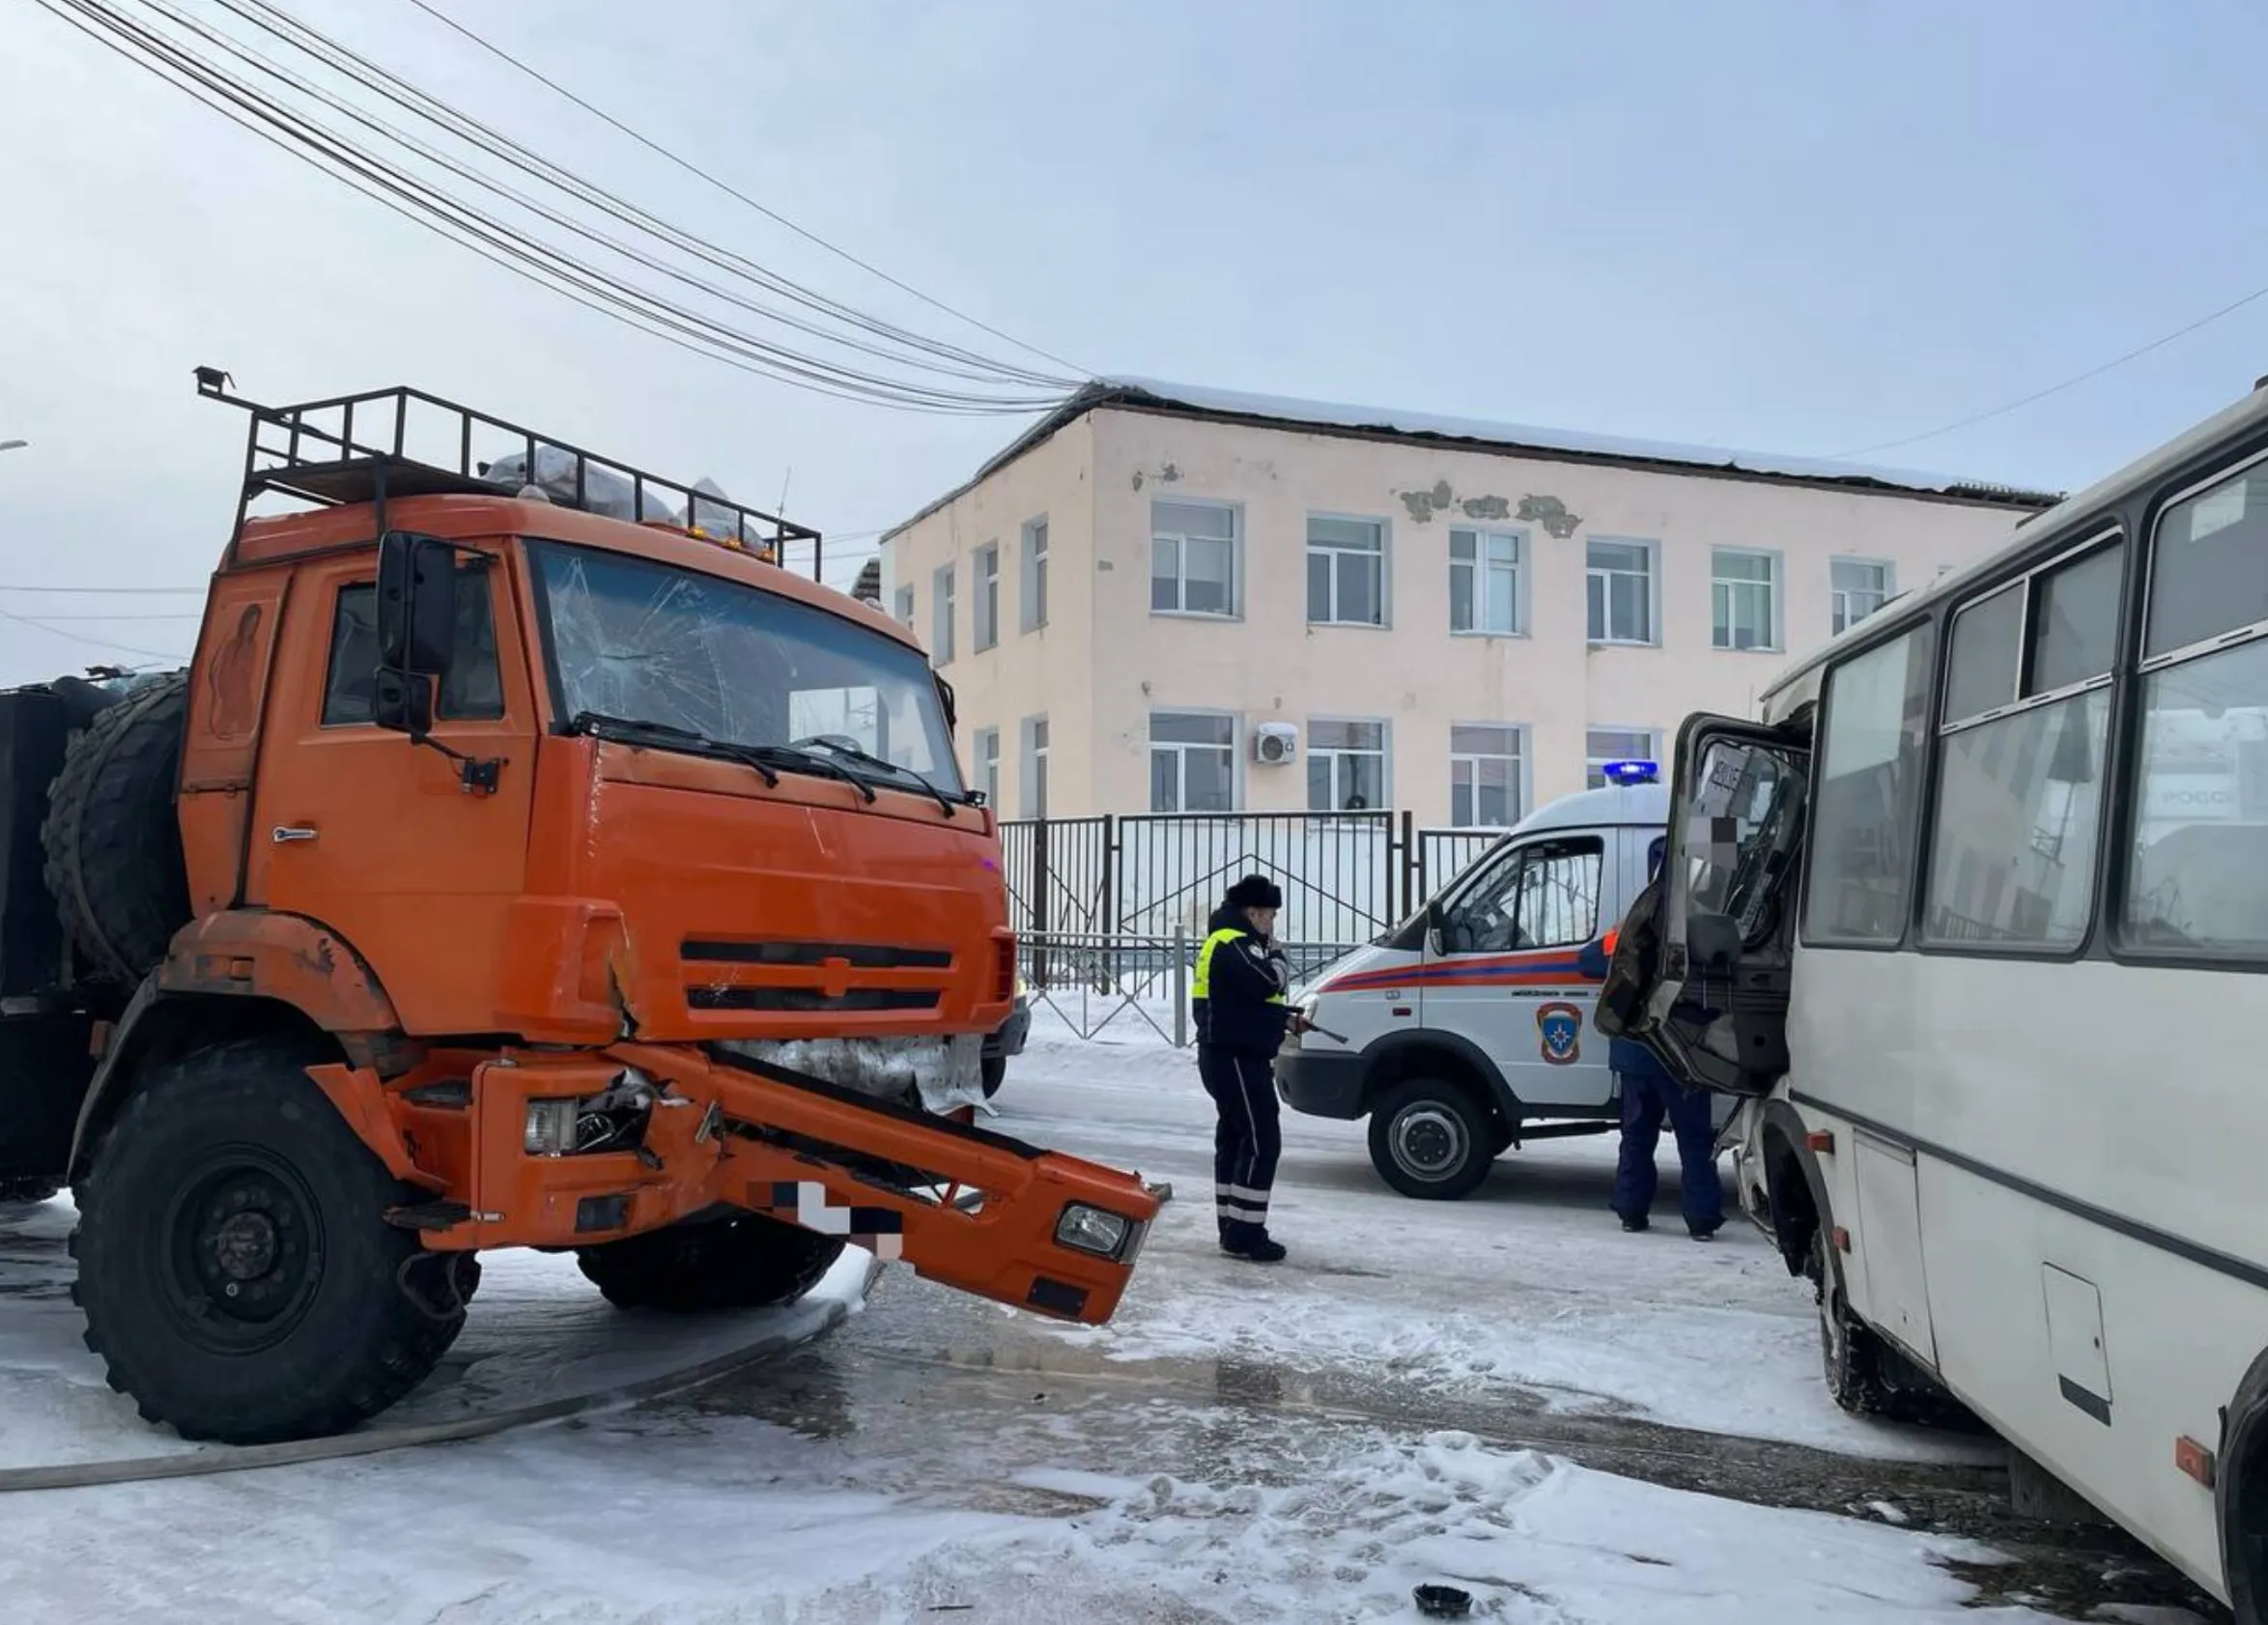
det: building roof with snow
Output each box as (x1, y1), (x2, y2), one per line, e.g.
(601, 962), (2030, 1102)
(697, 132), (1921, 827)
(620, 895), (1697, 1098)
(888, 377), (2063, 540)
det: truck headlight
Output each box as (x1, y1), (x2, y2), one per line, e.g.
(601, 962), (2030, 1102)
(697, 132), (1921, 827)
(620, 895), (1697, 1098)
(524, 1098), (579, 1156)
(1055, 1203), (1133, 1259)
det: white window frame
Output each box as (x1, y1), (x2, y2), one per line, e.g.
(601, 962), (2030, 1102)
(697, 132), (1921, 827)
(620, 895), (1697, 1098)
(1449, 527), (1524, 637)
(971, 725), (1001, 810)
(1586, 726), (1660, 790)
(1148, 709), (1240, 813)
(1711, 546), (1784, 652)
(1305, 715), (1391, 812)
(1449, 722), (1527, 829)
(973, 543), (1001, 652)
(1020, 516), (1049, 633)
(1831, 556), (1895, 636)
(1020, 715), (1050, 819)
(1306, 513), (1391, 629)
(1586, 537), (1658, 646)
(931, 563), (955, 665)
(892, 583), (914, 630)
(1150, 499), (1242, 619)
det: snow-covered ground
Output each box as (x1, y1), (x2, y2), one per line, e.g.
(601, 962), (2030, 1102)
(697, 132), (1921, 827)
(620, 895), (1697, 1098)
(0, 1012), (2212, 1621)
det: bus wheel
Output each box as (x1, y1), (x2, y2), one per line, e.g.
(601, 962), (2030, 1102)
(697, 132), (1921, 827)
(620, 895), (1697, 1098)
(70, 1037), (473, 1444)
(577, 1212), (845, 1312)
(1809, 1228), (1894, 1416)
(1368, 1078), (1495, 1200)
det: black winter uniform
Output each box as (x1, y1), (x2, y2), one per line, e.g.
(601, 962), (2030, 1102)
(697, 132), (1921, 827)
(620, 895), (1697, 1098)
(1193, 905), (1292, 1251)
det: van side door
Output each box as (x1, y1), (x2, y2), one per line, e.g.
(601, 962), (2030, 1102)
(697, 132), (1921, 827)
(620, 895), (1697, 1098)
(1427, 833), (1614, 1110)
(1606, 713), (1810, 1097)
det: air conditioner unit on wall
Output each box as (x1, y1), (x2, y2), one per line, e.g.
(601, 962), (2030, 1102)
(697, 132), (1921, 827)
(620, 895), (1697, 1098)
(1253, 722), (1298, 765)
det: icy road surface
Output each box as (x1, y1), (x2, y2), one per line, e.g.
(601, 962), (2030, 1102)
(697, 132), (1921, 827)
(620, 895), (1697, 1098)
(0, 1015), (2218, 1622)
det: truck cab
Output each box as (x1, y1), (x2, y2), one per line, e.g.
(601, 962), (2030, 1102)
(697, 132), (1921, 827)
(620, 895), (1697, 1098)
(1280, 764), (1735, 1199)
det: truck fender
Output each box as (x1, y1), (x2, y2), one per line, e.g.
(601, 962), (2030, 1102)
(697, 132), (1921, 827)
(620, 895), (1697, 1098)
(67, 911), (406, 1177)
(1358, 1028), (1521, 1124)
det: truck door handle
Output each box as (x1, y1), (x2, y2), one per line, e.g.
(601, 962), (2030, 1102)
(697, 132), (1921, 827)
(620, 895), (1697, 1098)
(271, 826), (319, 844)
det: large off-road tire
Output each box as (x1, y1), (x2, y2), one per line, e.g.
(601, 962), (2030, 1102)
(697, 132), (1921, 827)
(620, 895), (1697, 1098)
(980, 1055), (1007, 1098)
(577, 1212), (845, 1313)
(1368, 1077), (1498, 1200)
(70, 1036), (477, 1444)
(42, 670), (193, 986)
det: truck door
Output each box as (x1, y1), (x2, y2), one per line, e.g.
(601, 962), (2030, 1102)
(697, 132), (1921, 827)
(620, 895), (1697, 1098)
(1426, 832), (1614, 1109)
(245, 547), (539, 1035)
(1601, 713), (1810, 1098)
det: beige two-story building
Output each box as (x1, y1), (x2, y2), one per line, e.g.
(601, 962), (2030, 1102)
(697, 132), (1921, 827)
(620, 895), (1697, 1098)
(881, 380), (2057, 827)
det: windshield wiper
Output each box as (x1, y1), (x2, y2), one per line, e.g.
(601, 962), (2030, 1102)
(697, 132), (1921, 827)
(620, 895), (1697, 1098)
(568, 710), (780, 787)
(736, 742), (878, 803)
(791, 734), (960, 817)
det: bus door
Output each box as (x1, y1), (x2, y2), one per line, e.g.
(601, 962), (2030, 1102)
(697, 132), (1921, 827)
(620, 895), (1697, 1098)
(1605, 713), (1810, 1098)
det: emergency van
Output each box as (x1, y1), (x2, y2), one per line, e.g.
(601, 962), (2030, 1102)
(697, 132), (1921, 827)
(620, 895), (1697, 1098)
(1280, 765), (1734, 1199)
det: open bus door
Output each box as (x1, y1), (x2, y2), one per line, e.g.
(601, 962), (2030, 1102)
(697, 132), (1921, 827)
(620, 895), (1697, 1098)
(1596, 713), (1810, 1098)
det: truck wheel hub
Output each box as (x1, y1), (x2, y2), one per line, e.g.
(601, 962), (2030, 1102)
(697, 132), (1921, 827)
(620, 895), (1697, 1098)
(165, 1160), (322, 1343)
(212, 1210), (279, 1280)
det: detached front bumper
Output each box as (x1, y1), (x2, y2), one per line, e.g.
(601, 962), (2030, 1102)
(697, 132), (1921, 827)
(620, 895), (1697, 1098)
(390, 1041), (1157, 1326)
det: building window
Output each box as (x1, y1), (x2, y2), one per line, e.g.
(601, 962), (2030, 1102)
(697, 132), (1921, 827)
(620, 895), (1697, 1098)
(1307, 719), (1386, 811)
(973, 544), (1000, 651)
(892, 584), (914, 630)
(1151, 499), (1238, 617)
(1803, 624), (1933, 944)
(1450, 528), (1521, 636)
(1712, 549), (1781, 651)
(2127, 459), (2268, 952)
(972, 725), (1001, 809)
(1831, 558), (1892, 635)
(1021, 517), (1048, 632)
(1021, 715), (1049, 818)
(1586, 727), (1658, 789)
(1925, 538), (2123, 949)
(1149, 711), (1236, 812)
(1450, 724), (1523, 828)
(931, 563), (955, 664)
(1307, 516), (1387, 627)
(1586, 540), (1655, 644)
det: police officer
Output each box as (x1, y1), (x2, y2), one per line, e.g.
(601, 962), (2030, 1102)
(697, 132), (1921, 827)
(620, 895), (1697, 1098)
(1576, 923), (1723, 1240)
(1192, 873), (1306, 1263)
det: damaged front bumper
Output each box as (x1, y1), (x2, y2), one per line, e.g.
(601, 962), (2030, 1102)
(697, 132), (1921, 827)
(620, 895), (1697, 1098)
(379, 1038), (1157, 1326)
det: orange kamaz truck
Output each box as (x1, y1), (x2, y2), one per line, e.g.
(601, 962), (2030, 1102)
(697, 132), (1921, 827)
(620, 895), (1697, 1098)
(0, 375), (1155, 1444)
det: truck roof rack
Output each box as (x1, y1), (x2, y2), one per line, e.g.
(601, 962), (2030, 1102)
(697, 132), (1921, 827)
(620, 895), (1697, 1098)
(198, 370), (825, 580)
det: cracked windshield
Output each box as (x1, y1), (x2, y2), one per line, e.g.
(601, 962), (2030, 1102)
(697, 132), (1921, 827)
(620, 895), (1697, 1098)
(529, 540), (960, 794)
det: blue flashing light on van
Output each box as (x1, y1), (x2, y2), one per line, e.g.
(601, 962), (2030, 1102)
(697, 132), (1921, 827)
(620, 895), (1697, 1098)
(1601, 759), (1658, 786)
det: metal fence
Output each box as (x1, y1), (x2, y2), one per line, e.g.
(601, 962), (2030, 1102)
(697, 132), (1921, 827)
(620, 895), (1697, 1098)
(999, 812), (1509, 1043)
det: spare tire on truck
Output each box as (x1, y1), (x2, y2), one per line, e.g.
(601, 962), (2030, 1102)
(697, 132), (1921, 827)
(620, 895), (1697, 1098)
(42, 670), (193, 987)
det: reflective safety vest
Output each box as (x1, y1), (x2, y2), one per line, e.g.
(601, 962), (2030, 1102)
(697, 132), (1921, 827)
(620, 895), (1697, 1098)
(1192, 927), (1288, 1005)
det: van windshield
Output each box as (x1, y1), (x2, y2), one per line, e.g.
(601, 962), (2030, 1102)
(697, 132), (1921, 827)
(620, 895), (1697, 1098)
(527, 540), (962, 793)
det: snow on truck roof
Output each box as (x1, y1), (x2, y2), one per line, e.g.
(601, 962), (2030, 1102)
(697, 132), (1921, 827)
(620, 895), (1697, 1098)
(888, 379), (2061, 538)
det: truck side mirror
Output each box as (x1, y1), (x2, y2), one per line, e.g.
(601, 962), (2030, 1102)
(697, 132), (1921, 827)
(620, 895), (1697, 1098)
(372, 667), (435, 738)
(377, 530), (456, 678)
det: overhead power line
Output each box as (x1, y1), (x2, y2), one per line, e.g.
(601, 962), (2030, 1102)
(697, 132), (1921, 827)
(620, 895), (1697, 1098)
(33, 0), (1080, 415)
(398, 0), (1087, 379)
(1832, 277), (2268, 460)
(0, 605), (192, 662)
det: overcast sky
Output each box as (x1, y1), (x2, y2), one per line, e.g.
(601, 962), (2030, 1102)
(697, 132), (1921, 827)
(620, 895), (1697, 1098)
(3, 0), (2265, 683)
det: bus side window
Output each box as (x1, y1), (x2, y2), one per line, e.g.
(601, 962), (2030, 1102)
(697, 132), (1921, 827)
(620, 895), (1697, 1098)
(1804, 623), (1933, 945)
(2125, 458), (2268, 953)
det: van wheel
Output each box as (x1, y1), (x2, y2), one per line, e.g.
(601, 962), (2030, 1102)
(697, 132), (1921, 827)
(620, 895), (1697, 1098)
(577, 1212), (844, 1312)
(1368, 1078), (1496, 1200)
(70, 1037), (473, 1444)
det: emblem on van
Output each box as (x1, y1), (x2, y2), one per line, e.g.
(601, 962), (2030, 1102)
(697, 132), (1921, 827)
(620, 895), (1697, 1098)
(1536, 1002), (1582, 1066)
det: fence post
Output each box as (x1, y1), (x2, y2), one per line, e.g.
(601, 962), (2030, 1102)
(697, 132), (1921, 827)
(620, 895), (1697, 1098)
(1033, 817), (1052, 991)
(1400, 809), (1417, 919)
(1172, 926), (1188, 1049)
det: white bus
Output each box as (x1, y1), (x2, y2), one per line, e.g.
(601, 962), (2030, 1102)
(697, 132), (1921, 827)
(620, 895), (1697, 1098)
(1602, 379), (2268, 1616)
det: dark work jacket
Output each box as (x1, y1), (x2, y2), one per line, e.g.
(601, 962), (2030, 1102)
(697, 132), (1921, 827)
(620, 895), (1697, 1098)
(1192, 907), (1292, 1056)
(1575, 934), (1671, 1081)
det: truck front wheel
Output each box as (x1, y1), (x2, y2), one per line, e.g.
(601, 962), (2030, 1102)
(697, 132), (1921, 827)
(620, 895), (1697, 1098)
(71, 1036), (475, 1444)
(577, 1212), (845, 1312)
